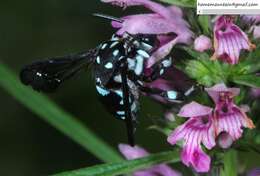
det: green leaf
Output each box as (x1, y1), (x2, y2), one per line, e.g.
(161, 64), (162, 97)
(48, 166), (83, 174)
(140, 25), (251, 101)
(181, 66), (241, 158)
(242, 45), (260, 73)
(221, 150), (237, 176)
(0, 63), (122, 163)
(53, 150), (180, 176)
(158, 0), (196, 7)
(185, 58), (227, 87)
(198, 16), (210, 35)
(232, 74), (260, 88)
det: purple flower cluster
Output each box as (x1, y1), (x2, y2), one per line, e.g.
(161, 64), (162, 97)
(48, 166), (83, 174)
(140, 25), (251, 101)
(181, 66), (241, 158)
(101, 0), (259, 174)
(167, 83), (255, 172)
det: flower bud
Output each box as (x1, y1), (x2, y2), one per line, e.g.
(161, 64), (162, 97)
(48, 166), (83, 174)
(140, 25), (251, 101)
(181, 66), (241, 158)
(217, 132), (233, 149)
(194, 35), (212, 52)
(164, 111), (175, 121)
(253, 26), (260, 39)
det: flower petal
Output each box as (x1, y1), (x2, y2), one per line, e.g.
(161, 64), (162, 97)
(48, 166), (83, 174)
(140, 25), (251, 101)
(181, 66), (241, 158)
(167, 123), (187, 145)
(118, 144), (149, 160)
(181, 146), (211, 173)
(101, 0), (174, 19)
(178, 101), (213, 118)
(191, 147), (211, 173)
(205, 83), (240, 103)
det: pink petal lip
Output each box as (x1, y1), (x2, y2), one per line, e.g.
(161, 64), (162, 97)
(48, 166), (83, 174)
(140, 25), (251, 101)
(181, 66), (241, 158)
(178, 101), (213, 118)
(213, 106), (255, 140)
(181, 146), (211, 173)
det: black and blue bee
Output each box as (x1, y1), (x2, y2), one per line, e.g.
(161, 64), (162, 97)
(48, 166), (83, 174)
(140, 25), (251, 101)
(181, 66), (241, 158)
(20, 15), (195, 146)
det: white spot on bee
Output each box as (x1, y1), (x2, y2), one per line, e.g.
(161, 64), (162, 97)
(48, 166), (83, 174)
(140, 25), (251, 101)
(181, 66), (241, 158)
(104, 62), (113, 69)
(101, 43), (107, 50)
(167, 91), (177, 100)
(137, 80), (143, 86)
(162, 58), (172, 67)
(115, 90), (123, 98)
(96, 85), (109, 96)
(119, 56), (124, 60)
(36, 72), (42, 77)
(113, 49), (119, 56)
(110, 41), (119, 48)
(55, 79), (61, 83)
(160, 69), (164, 75)
(131, 102), (137, 111)
(111, 34), (119, 40)
(120, 116), (126, 120)
(184, 86), (195, 96)
(134, 55), (144, 75)
(133, 41), (140, 46)
(116, 111), (125, 115)
(113, 75), (122, 83)
(96, 78), (101, 83)
(127, 58), (136, 70)
(137, 49), (150, 58)
(120, 100), (124, 105)
(96, 56), (101, 64)
(141, 42), (153, 50)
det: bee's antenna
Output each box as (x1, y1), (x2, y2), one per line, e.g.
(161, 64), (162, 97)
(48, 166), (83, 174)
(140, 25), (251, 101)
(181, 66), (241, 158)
(92, 13), (123, 23)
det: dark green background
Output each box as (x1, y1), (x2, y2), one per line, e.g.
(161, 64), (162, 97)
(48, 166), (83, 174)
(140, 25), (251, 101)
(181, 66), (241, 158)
(0, 1), (172, 175)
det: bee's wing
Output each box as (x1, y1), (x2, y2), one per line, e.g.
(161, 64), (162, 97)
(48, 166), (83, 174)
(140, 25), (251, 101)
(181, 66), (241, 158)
(20, 49), (97, 92)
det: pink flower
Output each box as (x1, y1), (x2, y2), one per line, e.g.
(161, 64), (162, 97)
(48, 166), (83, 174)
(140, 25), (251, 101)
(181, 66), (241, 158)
(241, 15), (260, 39)
(241, 15), (260, 24)
(101, 0), (193, 67)
(167, 102), (215, 173)
(118, 144), (181, 176)
(247, 168), (260, 176)
(194, 35), (212, 52)
(211, 16), (255, 64)
(253, 26), (260, 39)
(251, 88), (260, 98)
(205, 83), (255, 140)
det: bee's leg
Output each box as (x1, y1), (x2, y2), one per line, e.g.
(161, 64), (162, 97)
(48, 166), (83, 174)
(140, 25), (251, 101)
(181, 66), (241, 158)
(120, 63), (136, 146)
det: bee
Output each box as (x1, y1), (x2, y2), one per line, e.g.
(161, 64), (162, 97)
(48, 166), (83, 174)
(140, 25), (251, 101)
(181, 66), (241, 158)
(20, 14), (194, 146)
